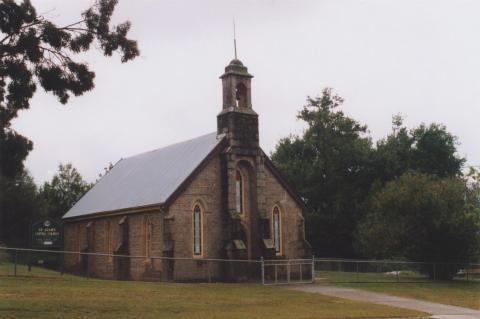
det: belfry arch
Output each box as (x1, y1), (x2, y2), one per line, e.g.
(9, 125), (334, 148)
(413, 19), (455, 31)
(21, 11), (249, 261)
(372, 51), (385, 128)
(235, 82), (247, 108)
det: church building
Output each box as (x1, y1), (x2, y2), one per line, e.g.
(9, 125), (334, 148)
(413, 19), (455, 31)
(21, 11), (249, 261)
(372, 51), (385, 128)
(62, 58), (311, 281)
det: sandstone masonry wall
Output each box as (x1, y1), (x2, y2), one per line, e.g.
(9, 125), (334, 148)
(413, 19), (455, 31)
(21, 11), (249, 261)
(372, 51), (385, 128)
(168, 155), (223, 280)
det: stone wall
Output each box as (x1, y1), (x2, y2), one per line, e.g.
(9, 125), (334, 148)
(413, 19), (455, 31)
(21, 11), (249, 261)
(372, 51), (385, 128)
(167, 155), (224, 281)
(126, 211), (163, 281)
(63, 210), (163, 280)
(263, 164), (309, 259)
(64, 221), (86, 272)
(63, 151), (309, 281)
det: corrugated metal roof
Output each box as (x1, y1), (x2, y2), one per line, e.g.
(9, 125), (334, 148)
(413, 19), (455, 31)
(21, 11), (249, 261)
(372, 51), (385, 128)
(63, 132), (224, 219)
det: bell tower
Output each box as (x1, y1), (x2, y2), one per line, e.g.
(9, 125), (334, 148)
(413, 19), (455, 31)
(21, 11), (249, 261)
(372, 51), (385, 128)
(217, 59), (259, 153)
(218, 58), (264, 261)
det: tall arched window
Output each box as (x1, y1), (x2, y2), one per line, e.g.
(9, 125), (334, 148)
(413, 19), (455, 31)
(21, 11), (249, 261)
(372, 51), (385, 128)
(145, 217), (152, 258)
(193, 204), (202, 256)
(272, 206), (282, 255)
(235, 169), (244, 214)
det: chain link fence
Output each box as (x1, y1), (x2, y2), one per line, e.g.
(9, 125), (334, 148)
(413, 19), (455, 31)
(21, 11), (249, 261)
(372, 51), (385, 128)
(314, 258), (480, 283)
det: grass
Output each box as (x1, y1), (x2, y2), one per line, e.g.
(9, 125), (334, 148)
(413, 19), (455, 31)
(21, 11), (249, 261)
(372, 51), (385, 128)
(0, 262), (77, 278)
(0, 275), (429, 319)
(316, 270), (430, 283)
(316, 271), (480, 310)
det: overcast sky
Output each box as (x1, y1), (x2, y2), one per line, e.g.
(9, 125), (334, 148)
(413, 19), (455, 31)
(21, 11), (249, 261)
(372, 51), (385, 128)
(12, 0), (480, 184)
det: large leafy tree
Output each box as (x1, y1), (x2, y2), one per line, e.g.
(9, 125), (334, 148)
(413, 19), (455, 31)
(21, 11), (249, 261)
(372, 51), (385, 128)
(40, 163), (91, 219)
(272, 90), (467, 258)
(272, 88), (374, 257)
(373, 116), (465, 183)
(0, 0), (139, 178)
(356, 173), (480, 279)
(0, 0), (138, 244)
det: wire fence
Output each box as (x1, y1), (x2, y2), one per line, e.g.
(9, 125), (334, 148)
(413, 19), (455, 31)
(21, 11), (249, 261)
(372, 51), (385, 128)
(314, 258), (480, 283)
(2, 247), (477, 284)
(0, 247), (314, 285)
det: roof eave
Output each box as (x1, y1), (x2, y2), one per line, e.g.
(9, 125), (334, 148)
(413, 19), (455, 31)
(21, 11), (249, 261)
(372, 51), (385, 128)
(163, 135), (227, 209)
(62, 203), (165, 223)
(261, 149), (308, 212)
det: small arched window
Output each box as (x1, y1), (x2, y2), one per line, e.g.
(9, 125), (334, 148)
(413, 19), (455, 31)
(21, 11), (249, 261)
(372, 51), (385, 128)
(193, 204), (202, 256)
(272, 206), (282, 255)
(145, 217), (152, 258)
(235, 169), (244, 214)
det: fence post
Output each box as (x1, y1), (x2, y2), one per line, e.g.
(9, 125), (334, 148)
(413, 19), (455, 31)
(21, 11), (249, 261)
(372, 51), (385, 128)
(14, 249), (18, 277)
(28, 249), (32, 272)
(207, 260), (211, 283)
(86, 254), (90, 279)
(275, 263), (278, 284)
(287, 259), (291, 283)
(60, 252), (64, 276)
(395, 262), (399, 282)
(356, 261), (359, 282)
(261, 257), (265, 285)
(433, 263), (436, 281)
(299, 262), (302, 282)
(311, 255), (315, 283)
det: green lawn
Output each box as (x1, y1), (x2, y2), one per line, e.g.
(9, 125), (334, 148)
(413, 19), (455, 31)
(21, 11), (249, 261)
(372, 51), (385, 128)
(0, 262), (74, 278)
(316, 270), (430, 283)
(0, 276), (428, 319)
(316, 271), (480, 310)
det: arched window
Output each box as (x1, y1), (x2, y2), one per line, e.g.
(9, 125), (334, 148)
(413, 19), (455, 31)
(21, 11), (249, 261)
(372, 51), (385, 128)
(145, 217), (152, 258)
(235, 82), (247, 108)
(193, 204), (202, 256)
(272, 206), (282, 255)
(235, 169), (244, 214)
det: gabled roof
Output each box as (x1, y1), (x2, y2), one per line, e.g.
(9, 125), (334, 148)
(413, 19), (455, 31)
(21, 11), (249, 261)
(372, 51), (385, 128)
(63, 132), (225, 220)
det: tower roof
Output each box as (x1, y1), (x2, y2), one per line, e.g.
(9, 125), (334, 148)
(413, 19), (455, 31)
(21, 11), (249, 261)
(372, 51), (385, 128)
(229, 59), (243, 66)
(221, 58), (253, 78)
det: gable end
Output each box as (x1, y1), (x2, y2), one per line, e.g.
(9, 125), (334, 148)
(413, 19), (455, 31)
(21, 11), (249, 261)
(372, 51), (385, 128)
(261, 150), (307, 212)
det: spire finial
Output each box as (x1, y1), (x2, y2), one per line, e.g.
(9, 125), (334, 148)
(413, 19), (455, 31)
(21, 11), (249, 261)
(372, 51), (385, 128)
(233, 17), (237, 59)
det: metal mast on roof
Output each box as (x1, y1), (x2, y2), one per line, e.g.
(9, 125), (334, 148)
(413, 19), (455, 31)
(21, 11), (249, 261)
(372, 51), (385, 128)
(233, 17), (237, 59)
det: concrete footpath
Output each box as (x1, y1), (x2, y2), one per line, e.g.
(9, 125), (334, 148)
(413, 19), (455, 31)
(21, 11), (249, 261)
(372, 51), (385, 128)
(287, 285), (480, 319)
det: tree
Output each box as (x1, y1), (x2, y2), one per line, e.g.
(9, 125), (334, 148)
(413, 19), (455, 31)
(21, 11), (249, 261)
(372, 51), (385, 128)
(0, 0), (138, 245)
(0, 0), (139, 178)
(0, 170), (46, 246)
(40, 163), (92, 219)
(356, 173), (480, 279)
(95, 161), (113, 182)
(373, 116), (465, 183)
(411, 123), (465, 177)
(272, 88), (374, 257)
